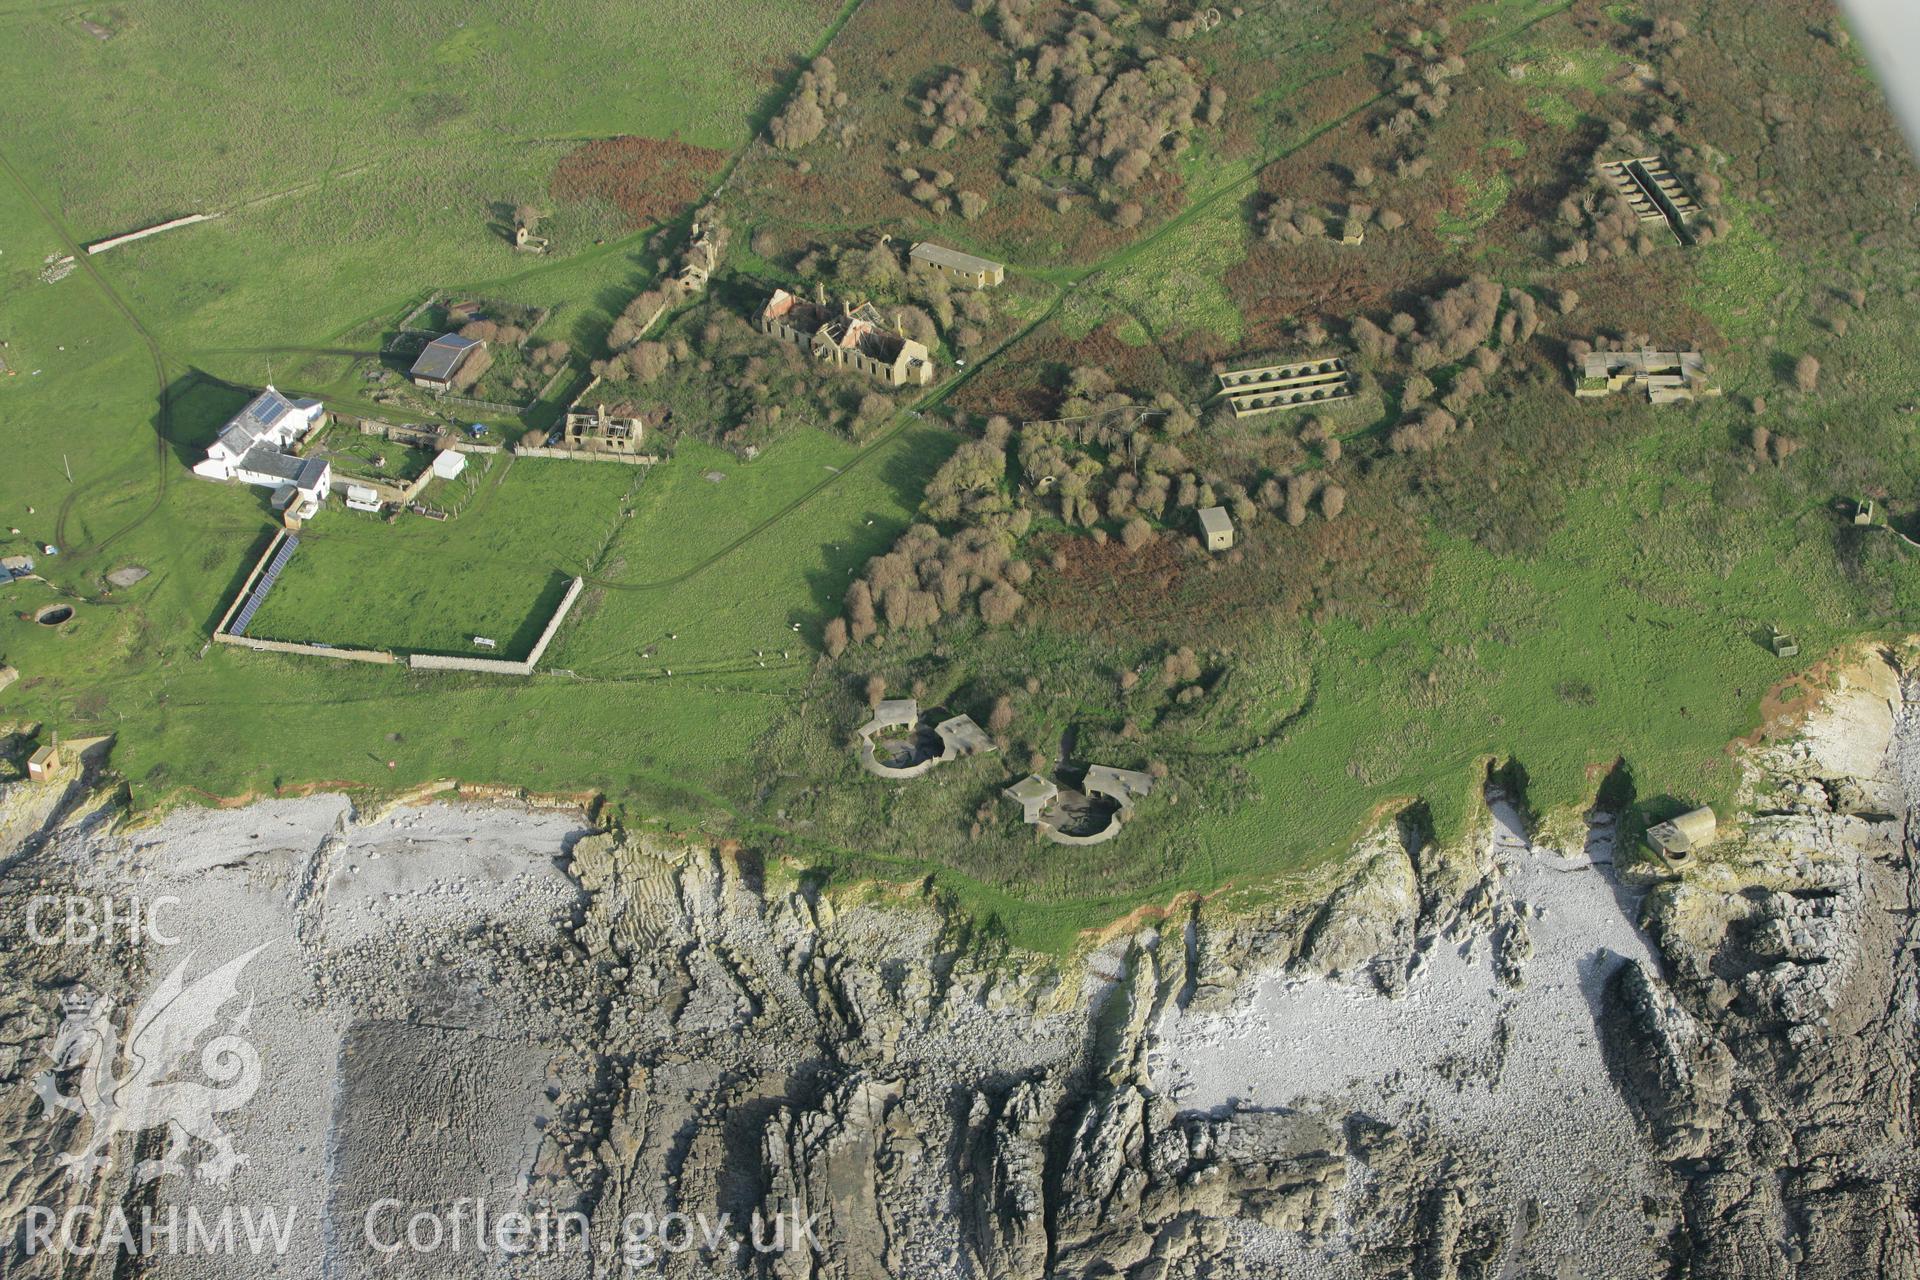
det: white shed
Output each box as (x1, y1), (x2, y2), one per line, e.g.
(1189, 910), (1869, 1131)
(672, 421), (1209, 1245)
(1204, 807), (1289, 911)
(431, 449), (467, 481)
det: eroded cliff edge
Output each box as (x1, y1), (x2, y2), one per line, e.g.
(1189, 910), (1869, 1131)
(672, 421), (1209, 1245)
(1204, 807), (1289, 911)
(0, 646), (1912, 1278)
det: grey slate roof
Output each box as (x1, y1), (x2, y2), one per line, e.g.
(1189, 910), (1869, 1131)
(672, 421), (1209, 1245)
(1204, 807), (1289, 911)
(411, 333), (483, 382)
(238, 448), (306, 483)
(217, 387), (302, 455)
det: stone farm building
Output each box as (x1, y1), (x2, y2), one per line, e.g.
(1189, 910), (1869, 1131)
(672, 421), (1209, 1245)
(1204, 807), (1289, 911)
(409, 333), (486, 390)
(191, 385), (331, 521)
(759, 289), (934, 388)
(908, 242), (1005, 287)
(562, 380), (646, 455)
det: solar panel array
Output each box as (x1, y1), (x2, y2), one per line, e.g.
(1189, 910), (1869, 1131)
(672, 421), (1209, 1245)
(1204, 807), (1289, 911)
(230, 535), (299, 637)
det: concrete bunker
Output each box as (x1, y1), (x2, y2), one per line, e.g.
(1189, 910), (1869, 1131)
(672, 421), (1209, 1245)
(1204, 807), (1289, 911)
(1003, 763), (1155, 845)
(1645, 806), (1716, 861)
(855, 698), (995, 779)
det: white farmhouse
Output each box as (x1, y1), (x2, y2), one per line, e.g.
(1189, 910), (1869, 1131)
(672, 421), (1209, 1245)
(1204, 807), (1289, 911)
(192, 386), (331, 521)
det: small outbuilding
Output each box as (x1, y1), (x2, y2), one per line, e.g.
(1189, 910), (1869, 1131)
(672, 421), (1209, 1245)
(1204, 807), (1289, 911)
(27, 742), (60, 781)
(431, 449), (467, 481)
(410, 334), (486, 391)
(1197, 506), (1234, 552)
(1645, 806), (1716, 860)
(935, 714), (994, 759)
(909, 242), (1006, 288)
(1003, 774), (1060, 824)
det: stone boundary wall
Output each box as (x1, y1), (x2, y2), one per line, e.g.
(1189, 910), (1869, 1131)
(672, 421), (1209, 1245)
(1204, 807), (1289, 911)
(85, 213), (216, 255)
(405, 576), (585, 675)
(442, 393), (527, 415)
(330, 462), (437, 507)
(211, 549), (583, 678)
(514, 446), (658, 465)
(524, 576), (586, 667)
(214, 634), (396, 663)
(213, 530), (288, 638)
(407, 653), (537, 675)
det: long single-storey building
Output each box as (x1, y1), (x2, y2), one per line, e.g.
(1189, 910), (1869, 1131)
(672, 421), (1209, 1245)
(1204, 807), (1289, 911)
(909, 242), (1005, 288)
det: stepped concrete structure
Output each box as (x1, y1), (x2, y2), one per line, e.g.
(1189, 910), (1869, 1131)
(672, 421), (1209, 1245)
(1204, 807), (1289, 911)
(1597, 155), (1701, 241)
(1215, 358), (1355, 418)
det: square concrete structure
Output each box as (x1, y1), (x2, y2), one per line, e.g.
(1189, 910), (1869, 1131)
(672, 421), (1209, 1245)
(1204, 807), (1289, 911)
(1197, 506), (1234, 552)
(935, 714), (995, 759)
(858, 699), (920, 739)
(27, 743), (59, 781)
(909, 242), (1005, 287)
(1003, 774), (1059, 824)
(1084, 764), (1154, 807)
(431, 449), (467, 481)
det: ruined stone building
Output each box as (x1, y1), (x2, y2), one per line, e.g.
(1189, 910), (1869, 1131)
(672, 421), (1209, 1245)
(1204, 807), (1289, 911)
(675, 224), (718, 294)
(760, 288), (934, 388)
(561, 382), (647, 455)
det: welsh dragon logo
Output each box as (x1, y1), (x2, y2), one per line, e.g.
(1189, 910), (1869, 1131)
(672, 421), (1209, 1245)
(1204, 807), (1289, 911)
(32, 945), (267, 1185)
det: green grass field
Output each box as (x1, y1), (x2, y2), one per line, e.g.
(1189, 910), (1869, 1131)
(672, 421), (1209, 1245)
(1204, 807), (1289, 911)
(246, 457), (638, 657)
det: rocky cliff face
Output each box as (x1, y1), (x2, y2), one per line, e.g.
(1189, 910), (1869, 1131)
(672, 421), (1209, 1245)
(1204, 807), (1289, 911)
(0, 649), (1913, 1278)
(1607, 650), (1920, 1279)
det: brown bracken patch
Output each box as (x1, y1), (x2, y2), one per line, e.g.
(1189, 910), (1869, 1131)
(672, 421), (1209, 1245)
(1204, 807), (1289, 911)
(551, 136), (729, 229)
(1731, 658), (1836, 751)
